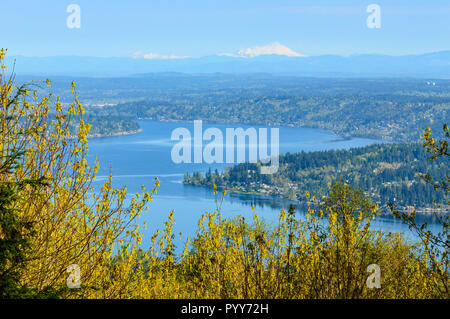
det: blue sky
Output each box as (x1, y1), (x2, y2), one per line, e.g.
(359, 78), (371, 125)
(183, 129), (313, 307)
(1, 0), (449, 58)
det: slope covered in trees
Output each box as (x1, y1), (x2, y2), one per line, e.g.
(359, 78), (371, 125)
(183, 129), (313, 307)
(68, 115), (141, 137)
(185, 143), (448, 210)
(114, 94), (448, 142)
(23, 75), (448, 143)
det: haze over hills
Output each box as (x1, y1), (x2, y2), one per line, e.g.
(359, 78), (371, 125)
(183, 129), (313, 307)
(6, 50), (450, 78)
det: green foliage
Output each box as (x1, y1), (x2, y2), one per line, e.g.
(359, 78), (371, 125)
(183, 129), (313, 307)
(322, 177), (378, 221)
(0, 150), (32, 298)
(33, 75), (448, 143)
(186, 143), (448, 209)
(390, 125), (449, 298)
(106, 91), (448, 142)
(0, 148), (53, 298)
(68, 115), (140, 137)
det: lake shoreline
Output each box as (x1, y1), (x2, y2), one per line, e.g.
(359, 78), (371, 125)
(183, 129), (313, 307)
(136, 118), (399, 143)
(86, 120), (442, 244)
(88, 128), (143, 139)
(184, 181), (449, 216)
(86, 117), (394, 144)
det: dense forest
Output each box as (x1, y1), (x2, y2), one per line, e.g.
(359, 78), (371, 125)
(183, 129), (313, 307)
(19, 75), (449, 142)
(109, 93), (448, 141)
(184, 143), (448, 210)
(68, 115), (141, 137)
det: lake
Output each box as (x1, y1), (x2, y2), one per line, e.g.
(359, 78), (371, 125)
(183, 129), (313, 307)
(87, 120), (439, 249)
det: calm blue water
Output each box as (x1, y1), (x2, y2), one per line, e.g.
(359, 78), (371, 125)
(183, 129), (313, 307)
(86, 120), (439, 249)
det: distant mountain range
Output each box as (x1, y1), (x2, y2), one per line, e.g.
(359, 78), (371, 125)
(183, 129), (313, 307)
(6, 51), (450, 78)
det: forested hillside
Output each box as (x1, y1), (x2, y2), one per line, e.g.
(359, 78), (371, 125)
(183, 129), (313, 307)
(185, 143), (448, 210)
(113, 94), (448, 141)
(68, 115), (141, 137)
(24, 75), (449, 142)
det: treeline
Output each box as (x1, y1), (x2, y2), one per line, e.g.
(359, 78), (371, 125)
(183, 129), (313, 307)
(185, 143), (448, 208)
(68, 115), (141, 137)
(105, 93), (448, 142)
(28, 75), (449, 142)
